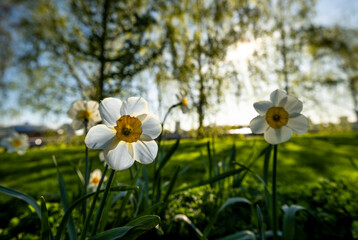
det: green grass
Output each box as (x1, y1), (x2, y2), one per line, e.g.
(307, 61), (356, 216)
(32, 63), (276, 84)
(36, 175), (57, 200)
(0, 132), (357, 203)
(1, 131), (358, 239)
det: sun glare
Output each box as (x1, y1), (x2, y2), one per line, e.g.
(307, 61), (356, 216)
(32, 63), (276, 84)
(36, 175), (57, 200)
(226, 41), (256, 62)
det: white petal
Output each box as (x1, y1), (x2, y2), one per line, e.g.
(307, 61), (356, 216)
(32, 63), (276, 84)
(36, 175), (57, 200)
(139, 114), (162, 139)
(99, 98), (122, 127)
(91, 111), (102, 123)
(17, 150), (26, 155)
(87, 121), (98, 130)
(85, 124), (117, 149)
(253, 101), (273, 116)
(287, 114), (309, 134)
(20, 134), (29, 142)
(132, 140), (158, 164)
(284, 96), (303, 113)
(67, 107), (78, 119)
(9, 131), (20, 138)
(71, 100), (86, 112)
(1, 138), (11, 149)
(120, 97), (148, 116)
(105, 142), (135, 170)
(250, 116), (268, 134)
(85, 100), (99, 112)
(270, 89), (287, 106)
(72, 120), (84, 130)
(264, 126), (292, 144)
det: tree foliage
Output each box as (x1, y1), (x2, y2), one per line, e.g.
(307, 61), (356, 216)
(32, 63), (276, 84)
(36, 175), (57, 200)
(13, 0), (165, 114)
(156, 0), (266, 137)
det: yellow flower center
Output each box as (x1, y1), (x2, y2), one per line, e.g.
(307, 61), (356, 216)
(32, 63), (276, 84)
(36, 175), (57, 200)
(12, 139), (22, 148)
(78, 110), (91, 120)
(182, 97), (188, 107)
(91, 177), (100, 185)
(114, 115), (142, 143)
(265, 107), (289, 129)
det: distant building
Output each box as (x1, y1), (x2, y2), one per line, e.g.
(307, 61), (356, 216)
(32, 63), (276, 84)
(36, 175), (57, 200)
(0, 123), (56, 147)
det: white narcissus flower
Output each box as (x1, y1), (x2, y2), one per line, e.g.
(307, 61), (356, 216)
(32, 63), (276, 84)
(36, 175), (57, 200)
(249, 89), (309, 145)
(67, 100), (101, 131)
(176, 91), (189, 113)
(1, 131), (29, 155)
(85, 97), (162, 171)
(89, 169), (106, 190)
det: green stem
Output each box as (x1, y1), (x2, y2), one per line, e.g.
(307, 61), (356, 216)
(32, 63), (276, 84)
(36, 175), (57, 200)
(91, 168), (116, 236)
(156, 103), (180, 163)
(84, 120), (90, 192)
(272, 144), (278, 240)
(80, 165), (108, 240)
(83, 120), (89, 221)
(113, 165), (142, 227)
(152, 103), (180, 201)
(161, 103), (181, 131)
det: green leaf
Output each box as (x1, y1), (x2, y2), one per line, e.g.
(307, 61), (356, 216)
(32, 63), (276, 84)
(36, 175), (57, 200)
(282, 204), (306, 240)
(40, 196), (52, 240)
(126, 215), (160, 227)
(226, 144), (236, 171)
(0, 185), (41, 219)
(202, 197), (251, 239)
(53, 156), (77, 240)
(162, 165), (180, 203)
(89, 215), (160, 240)
(217, 230), (256, 240)
(153, 139), (180, 204)
(55, 186), (138, 240)
(155, 139), (180, 178)
(263, 144), (273, 184)
(256, 205), (265, 240)
(174, 168), (245, 193)
(91, 169), (116, 235)
(113, 166), (143, 227)
(206, 141), (213, 181)
(173, 214), (203, 239)
(98, 192), (114, 233)
(137, 201), (164, 217)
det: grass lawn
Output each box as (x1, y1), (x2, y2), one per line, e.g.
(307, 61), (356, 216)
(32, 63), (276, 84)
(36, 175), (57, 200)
(0, 131), (357, 202)
(0, 131), (358, 239)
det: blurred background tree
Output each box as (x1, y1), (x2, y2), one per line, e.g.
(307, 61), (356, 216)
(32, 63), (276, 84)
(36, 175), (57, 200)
(156, 0), (266, 138)
(1, 0), (357, 131)
(245, 0), (317, 96)
(308, 25), (358, 125)
(9, 0), (165, 114)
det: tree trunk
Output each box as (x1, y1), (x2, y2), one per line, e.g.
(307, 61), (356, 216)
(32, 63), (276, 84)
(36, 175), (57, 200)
(97, 0), (110, 102)
(197, 45), (205, 139)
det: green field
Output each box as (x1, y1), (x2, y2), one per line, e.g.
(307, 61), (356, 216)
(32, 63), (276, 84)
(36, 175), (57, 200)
(1, 131), (358, 239)
(1, 132), (357, 197)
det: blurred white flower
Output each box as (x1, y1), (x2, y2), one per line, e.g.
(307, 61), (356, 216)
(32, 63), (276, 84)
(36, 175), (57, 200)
(89, 169), (106, 190)
(67, 100), (101, 131)
(85, 97), (162, 171)
(249, 89), (309, 144)
(1, 131), (29, 155)
(99, 151), (107, 166)
(176, 91), (189, 113)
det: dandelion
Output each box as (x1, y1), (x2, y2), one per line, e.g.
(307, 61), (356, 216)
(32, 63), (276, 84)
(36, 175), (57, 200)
(88, 169), (106, 190)
(249, 89), (309, 144)
(1, 131), (29, 155)
(85, 97), (162, 171)
(67, 100), (101, 131)
(176, 90), (189, 113)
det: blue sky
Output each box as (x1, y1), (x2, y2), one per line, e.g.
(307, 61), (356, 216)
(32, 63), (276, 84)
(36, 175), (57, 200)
(2, 0), (358, 130)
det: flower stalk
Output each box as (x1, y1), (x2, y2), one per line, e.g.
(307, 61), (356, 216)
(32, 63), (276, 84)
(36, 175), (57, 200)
(91, 168), (116, 236)
(272, 144), (278, 240)
(80, 164), (108, 240)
